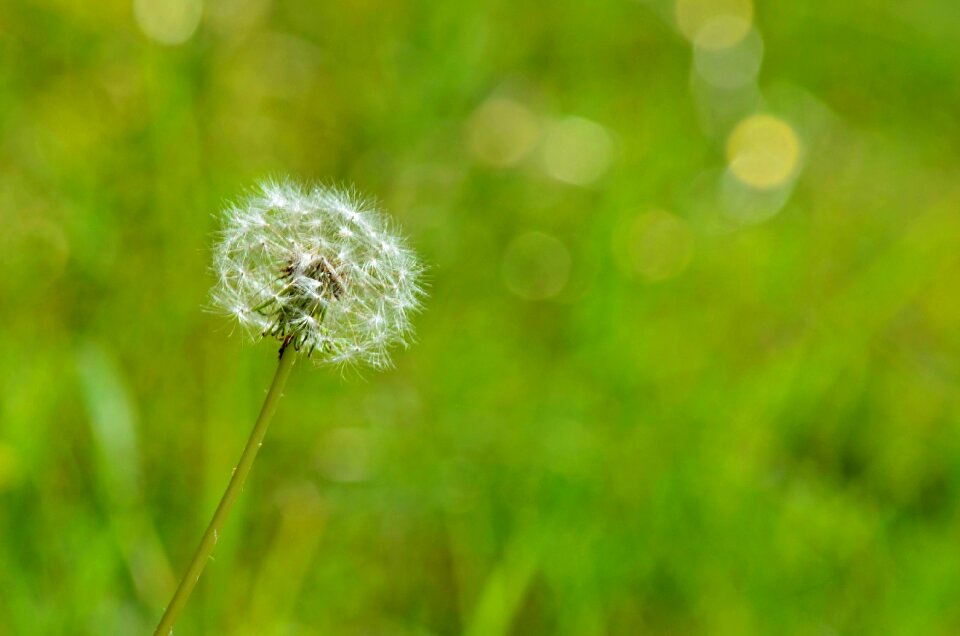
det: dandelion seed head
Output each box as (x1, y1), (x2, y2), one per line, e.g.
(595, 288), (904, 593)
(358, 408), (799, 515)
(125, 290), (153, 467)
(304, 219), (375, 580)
(211, 178), (425, 369)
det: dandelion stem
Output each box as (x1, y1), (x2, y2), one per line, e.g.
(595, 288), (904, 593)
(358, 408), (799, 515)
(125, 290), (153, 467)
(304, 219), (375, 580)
(153, 346), (297, 635)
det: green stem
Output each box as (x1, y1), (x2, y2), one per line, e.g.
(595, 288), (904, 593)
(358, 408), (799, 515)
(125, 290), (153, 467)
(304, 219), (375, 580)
(153, 346), (297, 635)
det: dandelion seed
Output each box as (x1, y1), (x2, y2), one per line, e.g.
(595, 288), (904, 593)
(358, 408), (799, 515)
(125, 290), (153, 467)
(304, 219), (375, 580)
(211, 178), (425, 368)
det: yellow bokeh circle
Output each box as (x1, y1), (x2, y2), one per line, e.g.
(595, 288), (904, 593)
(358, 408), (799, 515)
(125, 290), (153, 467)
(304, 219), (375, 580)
(466, 97), (540, 168)
(726, 114), (800, 190)
(675, 0), (753, 50)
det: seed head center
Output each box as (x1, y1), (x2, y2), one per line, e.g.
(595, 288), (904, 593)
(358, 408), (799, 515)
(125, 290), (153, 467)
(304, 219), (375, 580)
(283, 254), (346, 301)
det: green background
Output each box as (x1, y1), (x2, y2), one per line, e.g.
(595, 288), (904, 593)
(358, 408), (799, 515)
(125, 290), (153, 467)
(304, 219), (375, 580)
(2, 0), (960, 633)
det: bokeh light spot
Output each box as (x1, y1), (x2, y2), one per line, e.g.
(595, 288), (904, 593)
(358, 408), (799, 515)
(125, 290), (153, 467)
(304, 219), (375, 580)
(542, 117), (615, 186)
(502, 232), (572, 300)
(134, 0), (202, 45)
(726, 114), (801, 190)
(675, 0), (753, 50)
(466, 97), (540, 167)
(614, 211), (695, 282)
(694, 27), (764, 89)
(719, 169), (793, 224)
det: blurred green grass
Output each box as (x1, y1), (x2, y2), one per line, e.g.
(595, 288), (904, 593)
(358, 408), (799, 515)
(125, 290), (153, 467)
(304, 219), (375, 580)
(2, 0), (960, 633)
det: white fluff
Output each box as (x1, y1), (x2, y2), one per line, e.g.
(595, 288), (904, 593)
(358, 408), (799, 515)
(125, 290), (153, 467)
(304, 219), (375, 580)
(211, 179), (425, 369)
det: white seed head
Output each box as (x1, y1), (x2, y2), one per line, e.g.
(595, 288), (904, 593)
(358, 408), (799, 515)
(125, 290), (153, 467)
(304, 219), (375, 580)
(211, 179), (425, 369)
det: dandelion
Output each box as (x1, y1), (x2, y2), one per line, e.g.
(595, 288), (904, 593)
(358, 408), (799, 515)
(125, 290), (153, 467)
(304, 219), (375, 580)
(211, 179), (424, 368)
(153, 179), (424, 635)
